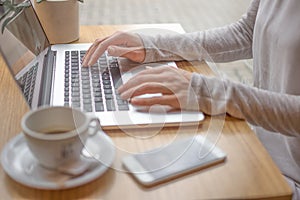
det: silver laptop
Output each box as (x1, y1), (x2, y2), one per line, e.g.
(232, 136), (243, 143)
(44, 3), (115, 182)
(0, 1), (204, 129)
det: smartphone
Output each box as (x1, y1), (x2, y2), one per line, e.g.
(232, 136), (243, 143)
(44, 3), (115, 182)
(122, 135), (226, 186)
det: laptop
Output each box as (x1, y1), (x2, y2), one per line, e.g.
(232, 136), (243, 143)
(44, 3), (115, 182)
(0, 0), (204, 129)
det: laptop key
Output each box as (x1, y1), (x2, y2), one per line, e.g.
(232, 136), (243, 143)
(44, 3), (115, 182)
(83, 99), (92, 104)
(83, 94), (91, 99)
(94, 97), (103, 102)
(93, 87), (101, 93)
(82, 89), (91, 94)
(72, 87), (80, 92)
(81, 67), (89, 72)
(106, 99), (116, 111)
(71, 92), (80, 97)
(72, 97), (80, 102)
(110, 64), (123, 89)
(118, 105), (129, 111)
(72, 102), (81, 108)
(117, 99), (128, 105)
(71, 79), (79, 83)
(64, 91), (69, 97)
(83, 104), (93, 112)
(94, 92), (102, 97)
(82, 80), (90, 85)
(105, 94), (113, 99)
(102, 80), (111, 85)
(72, 82), (80, 87)
(64, 97), (69, 102)
(95, 103), (104, 112)
(104, 85), (112, 89)
(104, 89), (112, 94)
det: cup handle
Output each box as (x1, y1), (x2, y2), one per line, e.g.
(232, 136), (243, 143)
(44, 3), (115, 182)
(81, 117), (101, 160)
(88, 117), (101, 137)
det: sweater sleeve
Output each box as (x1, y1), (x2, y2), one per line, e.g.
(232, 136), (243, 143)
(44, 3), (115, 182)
(187, 73), (300, 137)
(139, 0), (259, 63)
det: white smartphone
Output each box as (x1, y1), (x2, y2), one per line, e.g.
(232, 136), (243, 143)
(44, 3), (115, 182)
(122, 135), (226, 186)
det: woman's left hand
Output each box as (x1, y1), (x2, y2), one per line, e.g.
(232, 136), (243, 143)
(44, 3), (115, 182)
(117, 66), (193, 109)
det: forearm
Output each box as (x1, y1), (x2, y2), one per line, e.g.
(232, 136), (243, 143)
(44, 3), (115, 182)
(188, 73), (300, 137)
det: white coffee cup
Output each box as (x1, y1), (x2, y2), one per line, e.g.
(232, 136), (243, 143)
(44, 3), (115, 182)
(21, 106), (101, 171)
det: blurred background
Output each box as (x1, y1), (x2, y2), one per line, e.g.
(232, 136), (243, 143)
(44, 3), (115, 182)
(79, 0), (252, 84)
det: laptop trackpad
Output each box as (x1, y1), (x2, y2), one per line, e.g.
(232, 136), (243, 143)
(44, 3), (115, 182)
(98, 108), (204, 128)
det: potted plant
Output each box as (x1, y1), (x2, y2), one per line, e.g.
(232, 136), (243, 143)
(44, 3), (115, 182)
(0, 0), (84, 44)
(0, 0), (31, 33)
(0, 0), (46, 55)
(36, 0), (83, 3)
(32, 0), (84, 44)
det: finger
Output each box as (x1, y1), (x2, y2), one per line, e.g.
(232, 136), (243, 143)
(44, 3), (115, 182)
(87, 40), (113, 66)
(130, 95), (181, 109)
(89, 32), (141, 64)
(83, 32), (132, 66)
(118, 66), (177, 93)
(82, 37), (108, 66)
(118, 73), (165, 94)
(108, 45), (145, 63)
(131, 65), (180, 80)
(136, 65), (171, 75)
(120, 82), (172, 100)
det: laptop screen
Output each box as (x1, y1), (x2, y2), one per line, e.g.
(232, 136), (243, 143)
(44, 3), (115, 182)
(0, 0), (50, 76)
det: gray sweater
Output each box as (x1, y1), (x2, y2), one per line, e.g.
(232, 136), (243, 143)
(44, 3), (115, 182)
(140, 0), (300, 188)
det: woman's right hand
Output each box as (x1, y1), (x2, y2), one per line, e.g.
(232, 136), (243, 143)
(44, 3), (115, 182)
(82, 31), (146, 67)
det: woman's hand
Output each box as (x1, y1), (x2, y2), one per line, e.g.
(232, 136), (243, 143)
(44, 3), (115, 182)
(82, 31), (146, 67)
(117, 66), (193, 109)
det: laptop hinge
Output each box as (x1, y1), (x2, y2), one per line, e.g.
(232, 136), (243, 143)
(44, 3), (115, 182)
(38, 49), (56, 106)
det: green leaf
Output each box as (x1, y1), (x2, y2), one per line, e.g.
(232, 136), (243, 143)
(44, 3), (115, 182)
(0, 7), (11, 21)
(15, 1), (30, 8)
(1, 3), (24, 33)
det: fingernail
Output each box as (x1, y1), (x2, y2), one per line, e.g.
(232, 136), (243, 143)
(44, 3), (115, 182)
(87, 61), (92, 67)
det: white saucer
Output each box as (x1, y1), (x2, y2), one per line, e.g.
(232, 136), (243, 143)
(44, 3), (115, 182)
(1, 131), (115, 190)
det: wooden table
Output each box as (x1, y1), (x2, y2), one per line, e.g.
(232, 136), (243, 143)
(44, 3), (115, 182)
(0, 24), (292, 199)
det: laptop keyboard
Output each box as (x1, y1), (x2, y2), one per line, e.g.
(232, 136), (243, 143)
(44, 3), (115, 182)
(64, 50), (129, 112)
(17, 63), (38, 106)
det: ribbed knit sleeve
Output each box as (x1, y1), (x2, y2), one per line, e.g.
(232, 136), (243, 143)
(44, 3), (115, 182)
(187, 73), (300, 137)
(139, 0), (259, 63)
